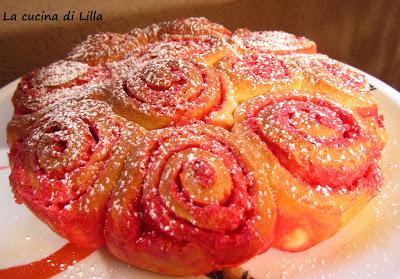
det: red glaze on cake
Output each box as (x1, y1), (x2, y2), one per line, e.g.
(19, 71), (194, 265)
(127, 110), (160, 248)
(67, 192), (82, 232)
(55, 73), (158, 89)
(233, 90), (386, 252)
(105, 123), (276, 276)
(12, 60), (110, 114)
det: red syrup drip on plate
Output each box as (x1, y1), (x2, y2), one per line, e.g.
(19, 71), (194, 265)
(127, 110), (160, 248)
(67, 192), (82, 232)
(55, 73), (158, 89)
(0, 243), (95, 279)
(0, 165), (9, 171)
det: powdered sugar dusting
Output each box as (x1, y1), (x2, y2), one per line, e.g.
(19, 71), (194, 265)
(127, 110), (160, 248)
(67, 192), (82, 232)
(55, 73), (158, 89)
(234, 53), (292, 83)
(282, 53), (370, 93)
(34, 61), (90, 87)
(129, 17), (231, 45)
(67, 32), (140, 65)
(137, 34), (228, 64)
(232, 29), (317, 54)
(14, 60), (111, 114)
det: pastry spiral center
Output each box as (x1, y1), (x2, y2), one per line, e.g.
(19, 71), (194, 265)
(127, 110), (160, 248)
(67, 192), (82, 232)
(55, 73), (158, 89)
(125, 59), (203, 106)
(183, 159), (216, 188)
(30, 113), (119, 181)
(35, 119), (94, 177)
(177, 149), (232, 205)
(141, 61), (180, 90)
(153, 139), (245, 232)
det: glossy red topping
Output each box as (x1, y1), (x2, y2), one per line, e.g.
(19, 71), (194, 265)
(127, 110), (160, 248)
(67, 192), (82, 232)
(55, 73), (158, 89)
(0, 243), (95, 279)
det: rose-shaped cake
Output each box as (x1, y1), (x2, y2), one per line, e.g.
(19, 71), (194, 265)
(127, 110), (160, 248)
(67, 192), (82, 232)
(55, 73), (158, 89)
(5, 17), (386, 277)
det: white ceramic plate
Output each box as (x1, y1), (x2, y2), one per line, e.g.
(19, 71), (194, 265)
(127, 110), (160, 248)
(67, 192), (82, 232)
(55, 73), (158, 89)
(0, 73), (399, 279)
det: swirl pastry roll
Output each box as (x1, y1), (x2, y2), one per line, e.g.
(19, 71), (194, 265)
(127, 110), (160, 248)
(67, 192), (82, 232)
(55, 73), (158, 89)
(66, 32), (140, 66)
(9, 100), (146, 248)
(129, 17), (231, 45)
(105, 123), (276, 275)
(231, 29), (317, 55)
(8, 97), (88, 146)
(232, 90), (386, 252)
(12, 60), (110, 114)
(107, 58), (237, 129)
